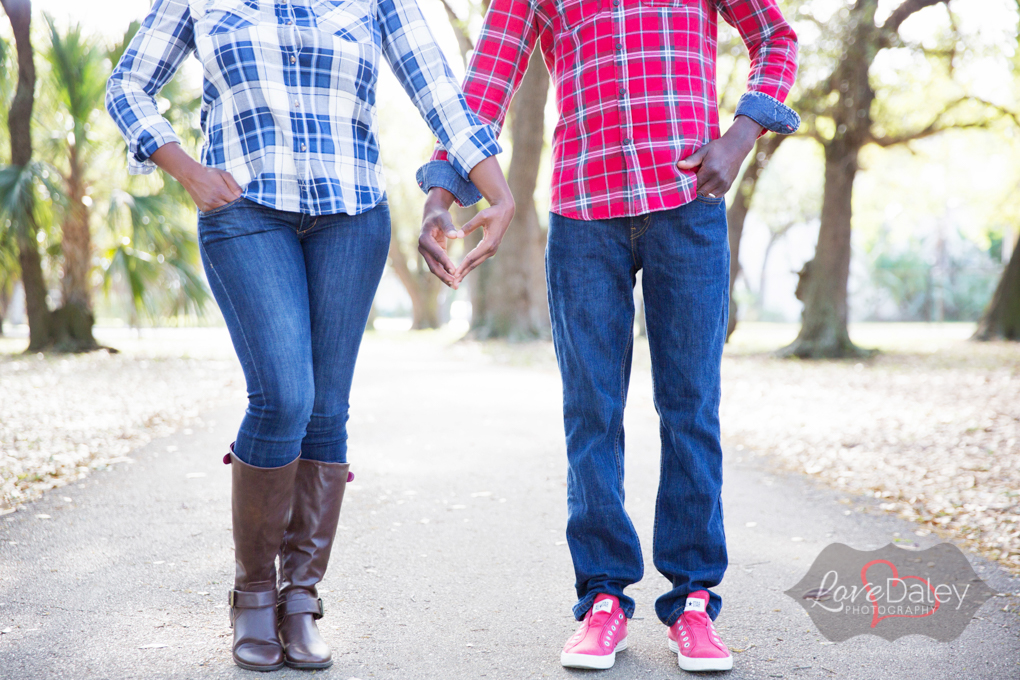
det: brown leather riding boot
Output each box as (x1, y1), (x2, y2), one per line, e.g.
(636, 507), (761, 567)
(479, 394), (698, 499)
(228, 451), (299, 672)
(277, 458), (352, 669)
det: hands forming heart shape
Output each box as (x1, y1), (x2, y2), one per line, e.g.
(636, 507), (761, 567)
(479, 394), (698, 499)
(417, 193), (516, 290)
(416, 156), (516, 289)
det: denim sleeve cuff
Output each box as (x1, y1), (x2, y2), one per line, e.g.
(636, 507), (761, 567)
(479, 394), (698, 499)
(128, 124), (181, 176)
(416, 160), (484, 207)
(735, 91), (801, 135)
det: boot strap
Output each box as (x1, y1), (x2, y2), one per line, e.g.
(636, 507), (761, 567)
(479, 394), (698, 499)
(229, 589), (278, 610)
(278, 595), (324, 619)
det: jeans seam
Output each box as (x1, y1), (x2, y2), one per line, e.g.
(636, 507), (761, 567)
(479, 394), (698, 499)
(204, 253), (267, 460)
(296, 216), (319, 237)
(613, 317), (633, 487)
(664, 602), (687, 627)
(631, 214), (652, 241)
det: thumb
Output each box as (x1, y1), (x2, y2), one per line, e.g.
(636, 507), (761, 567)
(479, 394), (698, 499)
(220, 171), (243, 196)
(432, 208), (461, 239)
(460, 209), (488, 237)
(676, 145), (709, 170)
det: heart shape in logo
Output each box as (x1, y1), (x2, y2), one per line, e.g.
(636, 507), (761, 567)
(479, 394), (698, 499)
(861, 559), (940, 628)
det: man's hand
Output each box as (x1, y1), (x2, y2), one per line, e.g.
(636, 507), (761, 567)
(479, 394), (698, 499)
(676, 115), (764, 198)
(419, 188), (461, 289)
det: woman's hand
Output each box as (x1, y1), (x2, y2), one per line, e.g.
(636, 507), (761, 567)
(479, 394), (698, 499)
(180, 166), (243, 213)
(451, 156), (515, 285)
(150, 142), (243, 212)
(451, 199), (514, 285)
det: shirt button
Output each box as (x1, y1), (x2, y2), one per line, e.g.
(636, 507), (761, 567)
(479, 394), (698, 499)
(286, 20), (293, 25)
(623, 138), (632, 145)
(613, 0), (620, 5)
(301, 143), (307, 151)
(616, 43), (623, 51)
(294, 101), (300, 107)
(619, 87), (626, 96)
(290, 56), (297, 64)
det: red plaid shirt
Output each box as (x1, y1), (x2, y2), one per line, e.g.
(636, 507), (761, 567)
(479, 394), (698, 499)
(430, 0), (798, 220)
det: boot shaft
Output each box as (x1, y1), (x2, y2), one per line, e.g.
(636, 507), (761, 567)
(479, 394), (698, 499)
(230, 452), (300, 590)
(280, 459), (351, 596)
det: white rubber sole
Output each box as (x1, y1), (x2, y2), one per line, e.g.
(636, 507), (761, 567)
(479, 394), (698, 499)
(669, 639), (733, 672)
(560, 637), (628, 670)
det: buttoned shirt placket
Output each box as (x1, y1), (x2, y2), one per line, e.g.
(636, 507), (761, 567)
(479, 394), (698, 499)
(610, 0), (646, 218)
(279, 2), (312, 211)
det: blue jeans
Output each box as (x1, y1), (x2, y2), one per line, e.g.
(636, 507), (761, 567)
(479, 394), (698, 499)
(198, 198), (390, 469)
(546, 197), (729, 626)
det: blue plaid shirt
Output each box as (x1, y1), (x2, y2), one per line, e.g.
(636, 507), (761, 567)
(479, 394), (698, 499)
(107, 0), (501, 216)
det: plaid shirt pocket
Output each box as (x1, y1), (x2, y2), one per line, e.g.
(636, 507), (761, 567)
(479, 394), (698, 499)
(314, 0), (378, 42)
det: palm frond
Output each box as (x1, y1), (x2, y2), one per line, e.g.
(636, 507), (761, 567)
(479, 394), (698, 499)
(0, 162), (66, 238)
(43, 15), (108, 132)
(101, 189), (210, 322)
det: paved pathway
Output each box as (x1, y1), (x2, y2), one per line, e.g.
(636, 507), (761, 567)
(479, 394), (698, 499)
(1, 336), (1018, 679)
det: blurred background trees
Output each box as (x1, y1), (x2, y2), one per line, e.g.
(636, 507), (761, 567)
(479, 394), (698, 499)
(0, 0), (1017, 352)
(0, 6), (208, 351)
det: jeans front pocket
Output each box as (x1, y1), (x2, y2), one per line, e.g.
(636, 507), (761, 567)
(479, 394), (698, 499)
(199, 196), (246, 218)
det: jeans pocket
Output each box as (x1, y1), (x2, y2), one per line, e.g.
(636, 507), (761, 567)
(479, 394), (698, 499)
(199, 196), (246, 217)
(694, 194), (725, 206)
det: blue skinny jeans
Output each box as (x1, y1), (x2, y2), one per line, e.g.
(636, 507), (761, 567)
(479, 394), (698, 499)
(198, 197), (389, 469)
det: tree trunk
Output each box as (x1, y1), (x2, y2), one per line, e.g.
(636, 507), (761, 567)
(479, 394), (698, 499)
(388, 226), (442, 330)
(55, 142), (98, 349)
(973, 235), (1020, 340)
(2, 0), (55, 351)
(725, 133), (786, 340)
(0, 281), (8, 334)
(470, 55), (550, 340)
(780, 138), (868, 358)
(17, 232), (52, 349)
(781, 0), (876, 359)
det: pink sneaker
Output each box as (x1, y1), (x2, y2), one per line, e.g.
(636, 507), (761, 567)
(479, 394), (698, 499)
(560, 594), (628, 669)
(667, 591), (732, 672)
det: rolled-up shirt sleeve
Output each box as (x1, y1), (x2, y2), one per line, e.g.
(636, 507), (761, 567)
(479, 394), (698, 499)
(416, 0), (540, 206)
(379, 0), (502, 183)
(106, 0), (196, 175)
(717, 0), (800, 135)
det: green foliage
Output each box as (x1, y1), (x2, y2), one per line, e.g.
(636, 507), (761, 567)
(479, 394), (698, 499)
(0, 162), (64, 238)
(101, 191), (209, 321)
(864, 231), (1002, 322)
(0, 15), (211, 327)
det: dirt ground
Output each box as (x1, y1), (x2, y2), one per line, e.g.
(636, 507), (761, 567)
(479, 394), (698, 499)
(2, 322), (1017, 573)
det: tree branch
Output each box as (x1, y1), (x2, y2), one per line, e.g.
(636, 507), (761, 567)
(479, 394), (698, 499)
(882, 0), (947, 36)
(870, 96), (1020, 147)
(437, 0), (474, 65)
